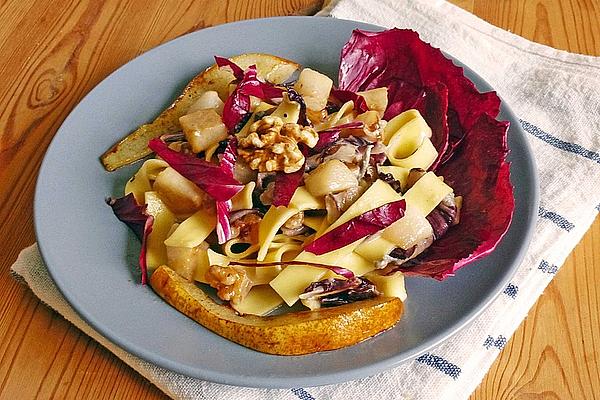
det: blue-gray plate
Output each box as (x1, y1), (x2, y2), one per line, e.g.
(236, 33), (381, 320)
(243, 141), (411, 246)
(34, 16), (539, 388)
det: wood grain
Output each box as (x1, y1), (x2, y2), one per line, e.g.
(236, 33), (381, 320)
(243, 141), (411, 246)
(0, 0), (597, 399)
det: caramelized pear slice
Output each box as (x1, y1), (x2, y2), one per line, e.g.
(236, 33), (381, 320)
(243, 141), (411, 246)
(150, 265), (403, 355)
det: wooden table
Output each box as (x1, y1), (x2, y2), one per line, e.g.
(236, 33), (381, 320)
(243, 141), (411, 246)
(0, 0), (598, 398)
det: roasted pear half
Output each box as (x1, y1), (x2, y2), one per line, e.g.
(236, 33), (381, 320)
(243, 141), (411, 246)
(101, 53), (299, 171)
(150, 265), (403, 355)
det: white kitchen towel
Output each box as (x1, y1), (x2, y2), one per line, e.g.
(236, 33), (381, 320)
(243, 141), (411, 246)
(11, 0), (600, 398)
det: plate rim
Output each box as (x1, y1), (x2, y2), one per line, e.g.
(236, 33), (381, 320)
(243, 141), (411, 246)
(34, 15), (540, 388)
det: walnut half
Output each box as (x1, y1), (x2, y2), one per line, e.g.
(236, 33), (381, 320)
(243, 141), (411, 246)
(205, 265), (252, 306)
(237, 116), (318, 173)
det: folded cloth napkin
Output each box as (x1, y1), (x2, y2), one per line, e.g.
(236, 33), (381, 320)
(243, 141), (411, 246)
(12, 0), (600, 398)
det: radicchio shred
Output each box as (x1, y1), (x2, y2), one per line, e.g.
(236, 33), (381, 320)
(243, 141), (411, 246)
(312, 121), (364, 153)
(214, 137), (239, 243)
(217, 59), (284, 131)
(107, 193), (153, 285)
(284, 85), (310, 126)
(330, 88), (369, 114)
(305, 199), (406, 255)
(214, 56), (245, 79)
(148, 138), (243, 202)
(271, 167), (304, 207)
(148, 138), (242, 244)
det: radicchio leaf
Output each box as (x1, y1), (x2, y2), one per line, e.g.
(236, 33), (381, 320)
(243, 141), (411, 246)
(214, 137), (238, 243)
(313, 130), (340, 153)
(271, 167), (304, 207)
(148, 138), (243, 202)
(426, 195), (458, 240)
(284, 85), (309, 126)
(299, 277), (378, 308)
(107, 193), (153, 285)
(313, 121), (364, 153)
(220, 63), (284, 131)
(330, 88), (369, 113)
(214, 56), (245, 80)
(216, 200), (233, 244)
(409, 83), (449, 170)
(271, 142), (311, 207)
(301, 277), (362, 298)
(394, 115), (513, 280)
(305, 199), (406, 255)
(219, 137), (237, 178)
(339, 28), (501, 165)
(319, 278), (379, 307)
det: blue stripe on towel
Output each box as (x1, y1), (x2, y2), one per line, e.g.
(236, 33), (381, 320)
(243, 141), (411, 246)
(538, 260), (558, 274)
(291, 388), (315, 400)
(538, 206), (575, 231)
(416, 353), (461, 379)
(519, 119), (600, 164)
(596, 203), (600, 212)
(503, 283), (518, 299)
(483, 335), (507, 350)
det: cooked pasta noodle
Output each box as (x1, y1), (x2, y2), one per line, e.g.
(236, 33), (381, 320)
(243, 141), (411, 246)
(124, 159), (168, 202)
(315, 100), (355, 131)
(264, 243), (303, 262)
(384, 109), (438, 170)
(223, 238), (260, 259)
(204, 143), (220, 161)
(231, 182), (255, 211)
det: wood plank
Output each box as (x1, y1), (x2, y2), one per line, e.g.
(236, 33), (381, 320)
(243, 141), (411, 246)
(470, 0), (600, 54)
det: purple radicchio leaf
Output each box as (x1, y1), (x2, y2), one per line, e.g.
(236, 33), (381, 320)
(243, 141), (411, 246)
(271, 143), (311, 207)
(214, 56), (245, 80)
(330, 88), (369, 113)
(339, 28), (501, 166)
(219, 136), (237, 178)
(312, 121), (364, 153)
(337, 28), (513, 280)
(394, 115), (513, 280)
(219, 62), (284, 131)
(300, 277), (379, 308)
(284, 85), (309, 126)
(148, 138), (243, 202)
(305, 199), (406, 255)
(106, 193), (153, 285)
(214, 137), (239, 243)
(271, 167), (304, 207)
(215, 199), (233, 244)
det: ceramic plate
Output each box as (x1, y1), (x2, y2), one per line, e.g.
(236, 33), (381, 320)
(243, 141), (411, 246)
(35, 16), (539, 388)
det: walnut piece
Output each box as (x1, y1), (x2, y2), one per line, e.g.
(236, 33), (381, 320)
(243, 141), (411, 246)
(284, 211), (304, 230)
(230, 212), (262, 243)
(237, 116), (318, 173)
(205, 265), (252, 306)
